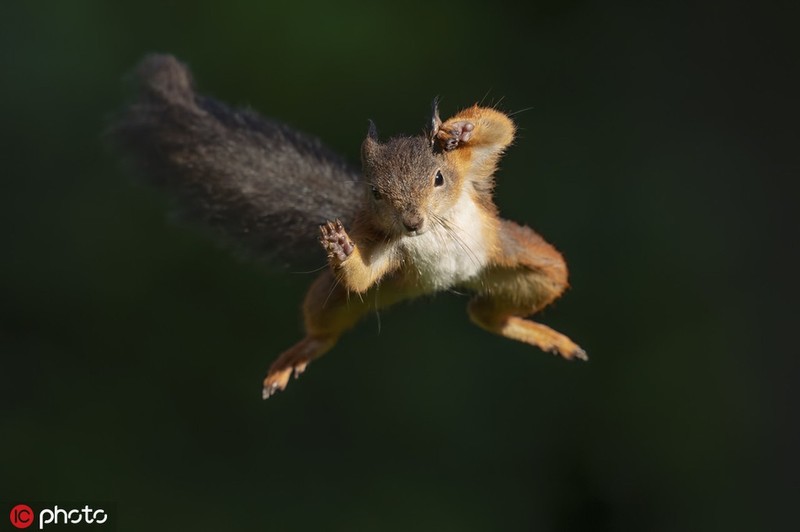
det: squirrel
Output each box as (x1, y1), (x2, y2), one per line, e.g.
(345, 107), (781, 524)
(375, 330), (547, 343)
(112, 54), (586, 399)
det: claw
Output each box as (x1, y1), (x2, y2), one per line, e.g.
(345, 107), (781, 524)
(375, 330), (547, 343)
(293, 361), (308, 378)
(262, 381), (282, 399)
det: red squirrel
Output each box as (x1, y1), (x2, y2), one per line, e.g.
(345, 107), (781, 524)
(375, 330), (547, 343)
(113, 55), (586, 399)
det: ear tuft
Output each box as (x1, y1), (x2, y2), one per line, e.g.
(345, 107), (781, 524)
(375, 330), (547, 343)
(362, 119), (379, 161)
(367, 119), (378, 141)
(429, 96), (442, 145)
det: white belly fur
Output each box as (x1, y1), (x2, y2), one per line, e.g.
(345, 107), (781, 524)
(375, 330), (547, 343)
(399, 192), (489, 291)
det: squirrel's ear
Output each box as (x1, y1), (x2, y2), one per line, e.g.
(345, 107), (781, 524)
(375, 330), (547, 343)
(362, 119), (379, 160)
(367, 119), (378, 141)
(429, 97), (442, 145)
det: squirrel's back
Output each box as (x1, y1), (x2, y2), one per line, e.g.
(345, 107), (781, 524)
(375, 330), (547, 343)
(111, 54), (362, 268)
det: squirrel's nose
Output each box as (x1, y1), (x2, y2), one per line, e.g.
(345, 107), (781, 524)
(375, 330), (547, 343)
(402, 214), (424, 233)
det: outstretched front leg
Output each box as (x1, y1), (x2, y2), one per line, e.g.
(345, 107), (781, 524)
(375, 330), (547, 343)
(318, 219), (398, 294)
(467, 220), (586, 361)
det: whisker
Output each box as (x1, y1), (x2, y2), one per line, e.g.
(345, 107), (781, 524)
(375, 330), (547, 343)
(433, 213), (482, 270)
(479, 88), (493, 107)
(290, 262), (329, 275)
(323, 276), (341, 308)
(429, 214), (449, 251)
(431, 212), (488, 291)
(374, 284), (382, 335)
(508, 106), (534, 117)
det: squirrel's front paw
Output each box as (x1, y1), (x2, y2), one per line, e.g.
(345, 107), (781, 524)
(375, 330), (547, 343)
(319, 219), (354, 266)
(437, 120), (474, 151)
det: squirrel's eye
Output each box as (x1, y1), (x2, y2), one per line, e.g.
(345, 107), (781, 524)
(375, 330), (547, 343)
(434, 170), (444, 187)
(371, 185), (382, 200)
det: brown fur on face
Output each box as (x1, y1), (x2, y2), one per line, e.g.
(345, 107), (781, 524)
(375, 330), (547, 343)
(361, 134), (463, 236)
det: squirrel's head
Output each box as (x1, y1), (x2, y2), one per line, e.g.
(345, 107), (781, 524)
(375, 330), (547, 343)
(360, 101), (469, 237)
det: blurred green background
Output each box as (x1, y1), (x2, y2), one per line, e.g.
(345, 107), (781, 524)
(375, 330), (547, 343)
(1, 1), (796, 531)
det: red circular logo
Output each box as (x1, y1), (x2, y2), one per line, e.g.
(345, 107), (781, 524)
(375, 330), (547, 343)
(9, 504), (34, 529)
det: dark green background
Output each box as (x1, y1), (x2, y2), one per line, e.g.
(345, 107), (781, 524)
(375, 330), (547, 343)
(1, 2), (796, 531)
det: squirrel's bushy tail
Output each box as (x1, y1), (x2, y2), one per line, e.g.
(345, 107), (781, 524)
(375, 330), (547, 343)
(111, 54), (362, 268)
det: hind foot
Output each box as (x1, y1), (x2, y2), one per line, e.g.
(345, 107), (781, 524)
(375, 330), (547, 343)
(262, 336), (333, 399)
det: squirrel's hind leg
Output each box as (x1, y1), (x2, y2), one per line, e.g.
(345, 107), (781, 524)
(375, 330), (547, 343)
(467, 220), (586, 360)
(262, 269), (380, 399)
(468, 297), (586, 361)
(263, 335), (336, 399)
(262, 271), (355, 399)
